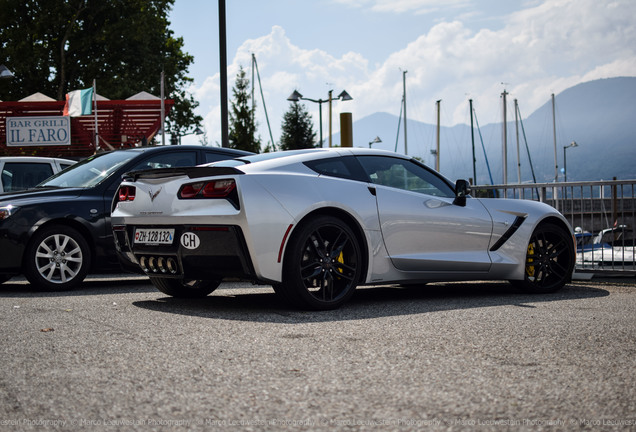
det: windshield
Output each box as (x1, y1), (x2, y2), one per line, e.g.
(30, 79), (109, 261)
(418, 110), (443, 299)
(38, 151), (139, 188)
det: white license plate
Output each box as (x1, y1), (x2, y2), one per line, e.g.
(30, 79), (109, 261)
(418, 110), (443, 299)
(134, 228), (175, 245)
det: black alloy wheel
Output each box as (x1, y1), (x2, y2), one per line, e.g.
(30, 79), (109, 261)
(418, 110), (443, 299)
(512, 223), (575, 293)
(281, 215), (362, 310)
(150, 277), (221, 298)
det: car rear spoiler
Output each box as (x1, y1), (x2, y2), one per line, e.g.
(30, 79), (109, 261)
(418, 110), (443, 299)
(122, 166), (244, 182)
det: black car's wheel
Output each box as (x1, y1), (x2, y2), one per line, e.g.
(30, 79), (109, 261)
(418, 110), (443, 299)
(281, 215), (362, 310)
(24, 225), (91, 290)
(150, 277), (220, 298)
(512, 223), (574, 293)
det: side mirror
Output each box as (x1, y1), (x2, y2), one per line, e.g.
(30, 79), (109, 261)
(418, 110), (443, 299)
(454, 179), (471, 206)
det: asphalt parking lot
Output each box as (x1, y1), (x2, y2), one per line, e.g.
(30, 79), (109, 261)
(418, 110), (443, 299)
(1, 275), (635, 430)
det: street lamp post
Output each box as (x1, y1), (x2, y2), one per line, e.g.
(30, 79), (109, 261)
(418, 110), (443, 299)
(287, 89), (352, 147)
(563, 141), (578, 182)
(369, 136), (381, 148)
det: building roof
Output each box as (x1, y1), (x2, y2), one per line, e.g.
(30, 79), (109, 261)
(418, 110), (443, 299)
(0, 93), (174, 157)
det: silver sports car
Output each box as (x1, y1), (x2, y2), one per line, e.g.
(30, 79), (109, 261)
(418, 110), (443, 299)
(111, 148), (575, 310)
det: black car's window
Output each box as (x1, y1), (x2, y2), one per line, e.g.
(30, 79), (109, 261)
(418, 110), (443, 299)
(205, 151), (237, 163)
(357, 156), (454, 198)
(40, 151), (137, 188)
(211, 149), (321, 167)
(2, 162), (54, 192)
(129, 151), (197, 171)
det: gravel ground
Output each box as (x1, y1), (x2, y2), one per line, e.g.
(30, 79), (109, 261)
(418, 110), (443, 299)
(0, 276), (634, 430)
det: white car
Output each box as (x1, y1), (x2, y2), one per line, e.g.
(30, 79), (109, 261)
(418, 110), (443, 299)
(0, 156), (76, 193)
(111, 148), (576, 310)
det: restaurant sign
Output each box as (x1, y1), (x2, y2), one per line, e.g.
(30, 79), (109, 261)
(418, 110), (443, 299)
(6, 116), (71, 146)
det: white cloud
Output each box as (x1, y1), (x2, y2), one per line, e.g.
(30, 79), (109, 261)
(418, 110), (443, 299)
(333, 0), (469, 14)
(184, 0), (636, 149)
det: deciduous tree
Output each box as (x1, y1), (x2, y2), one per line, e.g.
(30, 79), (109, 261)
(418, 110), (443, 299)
(0, 0), (201, 136)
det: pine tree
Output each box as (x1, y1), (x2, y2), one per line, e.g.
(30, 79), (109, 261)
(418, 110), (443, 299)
(228, 66), (261, 153)
(279, 102), (316, 150)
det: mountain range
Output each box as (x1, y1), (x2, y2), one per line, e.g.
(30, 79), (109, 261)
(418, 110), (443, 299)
(338, 77), (636, 184)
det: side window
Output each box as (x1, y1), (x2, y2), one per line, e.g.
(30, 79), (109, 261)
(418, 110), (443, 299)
(129, 151), (197, 171)
(357, 156), (454, 198)
(1, 165), (10, 191)
(1, 163), (54, 192)
(304, 156), (365, 181)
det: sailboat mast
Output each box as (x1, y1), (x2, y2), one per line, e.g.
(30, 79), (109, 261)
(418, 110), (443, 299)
(515, 99), (521, 183)
(470, 99), (476, 184)
(552, 93), (558, 182)
(402, 70), (408, 155)
(252, 54), (275, 149)
(435, 99), (441, 171)
(502, 90), (508, 185)
(251, 54), (255, 132)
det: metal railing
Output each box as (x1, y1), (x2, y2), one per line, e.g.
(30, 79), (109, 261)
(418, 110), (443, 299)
(472, 179), (636, 275)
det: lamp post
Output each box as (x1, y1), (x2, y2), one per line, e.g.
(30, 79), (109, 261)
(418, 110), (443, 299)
(563, 140), (578, 182)
(369, 136), (381, 148)
(287, 89), (352, 147)
(430, 149), (438, 170)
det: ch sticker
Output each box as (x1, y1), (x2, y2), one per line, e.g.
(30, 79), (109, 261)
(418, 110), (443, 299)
(180, 232), (200, 249)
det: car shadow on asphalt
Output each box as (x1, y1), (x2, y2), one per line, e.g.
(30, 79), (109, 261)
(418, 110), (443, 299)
(131, 282), (610, 323)
(0, 275), (156, 297)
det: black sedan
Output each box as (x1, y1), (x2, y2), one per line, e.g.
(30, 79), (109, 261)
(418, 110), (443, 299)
(0, 145), (250, 290)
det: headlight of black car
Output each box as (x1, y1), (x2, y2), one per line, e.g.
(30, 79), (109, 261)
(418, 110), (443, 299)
(0, 205), (19, 220)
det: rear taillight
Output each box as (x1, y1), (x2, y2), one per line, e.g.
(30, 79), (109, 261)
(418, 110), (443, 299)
(117, 185), (136, 202)
(178, 179), (236, 199)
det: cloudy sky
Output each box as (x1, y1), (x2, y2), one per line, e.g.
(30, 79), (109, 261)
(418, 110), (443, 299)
(169, 0), (636, 148)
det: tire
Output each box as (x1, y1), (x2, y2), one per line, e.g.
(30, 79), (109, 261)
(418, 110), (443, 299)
(271, 284), (290, 303)
(512, 223), (575, 293)
(24, 225), (91, 290)
(280, 215), (362, 310)
(150, 277), (220, 298)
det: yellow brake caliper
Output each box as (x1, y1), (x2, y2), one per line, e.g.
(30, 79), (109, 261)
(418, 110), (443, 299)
(526, 242), (536, 278)
(336, 251), (344, 274)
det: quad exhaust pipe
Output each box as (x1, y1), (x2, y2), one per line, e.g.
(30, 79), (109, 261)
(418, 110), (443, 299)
(138, 256), (179, 274)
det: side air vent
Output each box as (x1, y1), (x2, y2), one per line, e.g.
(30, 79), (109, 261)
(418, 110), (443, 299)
(489, 216), (526, 252)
